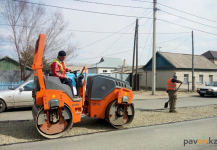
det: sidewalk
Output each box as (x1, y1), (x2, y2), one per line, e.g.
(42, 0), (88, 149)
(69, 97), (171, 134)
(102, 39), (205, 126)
(133, 91), (198, 100)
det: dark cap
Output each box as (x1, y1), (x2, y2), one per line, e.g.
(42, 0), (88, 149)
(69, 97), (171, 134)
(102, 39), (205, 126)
(58, 50), (66, 56)
(173, 76), (177, 79)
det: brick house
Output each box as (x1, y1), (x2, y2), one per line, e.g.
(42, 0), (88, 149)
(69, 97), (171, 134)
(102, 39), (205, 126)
(138, 52), (217, 90)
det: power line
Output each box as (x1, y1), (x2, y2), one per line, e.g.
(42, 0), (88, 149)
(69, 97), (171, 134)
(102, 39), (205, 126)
(1, 2), (154, 52)
(76, 6), (153, 61)
(139, 4), (152, 17)
(74, 49), (133, 60)
(139, 21), (153, 62)
(72, 0), (152, 9)
(75, 23), (135, 51)
(74, 36), (191, 60)
(147, 40), (152, 63)
(116, 35), (135, 50)
(85, 7), (153, 63)
(87, 23), (134, 63)
(153, 32), (190, 34)
(130, 0), (153, 3)
(160, 10), (217, 30)
(1, 22), (191, 49)
(139, 13), (153, 26)
(0, 23), (189, 34)
(76, 5), (154, 51)
(13, 0), (153, 19)
(157, 19), (217, 36)
(169, 37), (190, 53)
(158, 2), (217, 24)
(157, 35), (189, 44)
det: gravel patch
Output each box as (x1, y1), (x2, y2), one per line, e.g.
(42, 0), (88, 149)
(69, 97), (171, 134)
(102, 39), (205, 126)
(1, 105), (217, 146)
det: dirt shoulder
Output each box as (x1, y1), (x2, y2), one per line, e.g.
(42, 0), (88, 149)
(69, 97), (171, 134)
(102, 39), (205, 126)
(133, 91), (198, 100)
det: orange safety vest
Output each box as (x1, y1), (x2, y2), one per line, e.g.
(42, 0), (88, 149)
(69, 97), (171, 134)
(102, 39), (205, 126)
(166, 78), (176, 91)
(51, 58), (66, 74)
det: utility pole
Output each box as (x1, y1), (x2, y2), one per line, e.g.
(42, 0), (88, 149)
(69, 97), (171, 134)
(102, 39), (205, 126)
(192, 31), (195, 92)
(135, 19), (139, 91)
(152, 0), (157, 95)
(96, 63), (97, 74)
(146, 71), (148, 91)
(131, 19), (138, 90)
(122, 59), (126, 73)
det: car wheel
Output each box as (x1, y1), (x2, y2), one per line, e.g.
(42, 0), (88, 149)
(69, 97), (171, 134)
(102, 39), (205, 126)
(0, 99), (6, 113)
(199, 94), (205, 97)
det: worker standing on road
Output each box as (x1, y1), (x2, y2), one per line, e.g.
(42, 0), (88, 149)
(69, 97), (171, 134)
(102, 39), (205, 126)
(166, 76), (183, 113)
(51, 50), (74, 96)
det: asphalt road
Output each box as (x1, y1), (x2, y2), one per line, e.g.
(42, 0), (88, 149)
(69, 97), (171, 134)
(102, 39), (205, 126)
(0, 95), (217, 122)
(1, 117), (217, 150)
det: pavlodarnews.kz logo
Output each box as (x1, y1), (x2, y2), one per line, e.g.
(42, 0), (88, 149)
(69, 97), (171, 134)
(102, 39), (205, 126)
(184, 137), (217, 146)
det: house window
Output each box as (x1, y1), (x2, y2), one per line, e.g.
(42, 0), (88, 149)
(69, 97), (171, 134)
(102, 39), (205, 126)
(184, 74), (189, 84)
(209, 75), (213, 83)
(199, 75), (203, 84)
(103, 70), (107, 73)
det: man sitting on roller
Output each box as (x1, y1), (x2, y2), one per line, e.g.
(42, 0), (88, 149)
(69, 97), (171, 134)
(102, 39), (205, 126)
(50, 50), (74, 96)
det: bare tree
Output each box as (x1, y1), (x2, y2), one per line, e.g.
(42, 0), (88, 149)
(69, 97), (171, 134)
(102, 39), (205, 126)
(0, 40), (4, 58)
(0, 0), (76, 81)
(0, 50), (3, 58)
(0, 35), (5, 57)
(0, 36), (4, 46)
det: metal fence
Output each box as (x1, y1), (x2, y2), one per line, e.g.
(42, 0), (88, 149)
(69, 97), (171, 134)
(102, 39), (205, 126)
(0, 81), (23, 90)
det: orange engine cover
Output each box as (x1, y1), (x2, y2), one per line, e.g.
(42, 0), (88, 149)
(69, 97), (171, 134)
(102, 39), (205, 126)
(87, 88), (133, 119)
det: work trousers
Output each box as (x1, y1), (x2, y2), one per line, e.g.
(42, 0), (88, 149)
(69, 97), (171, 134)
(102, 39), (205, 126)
(168, 90), (177, 111)
(60, 78), (74, 96)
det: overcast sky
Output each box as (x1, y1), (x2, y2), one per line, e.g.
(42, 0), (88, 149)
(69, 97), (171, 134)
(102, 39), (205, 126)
(1, 0), (217, 66)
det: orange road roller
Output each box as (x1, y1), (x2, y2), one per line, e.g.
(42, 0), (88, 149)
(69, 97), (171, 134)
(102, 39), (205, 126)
(31, 34), (135, 138)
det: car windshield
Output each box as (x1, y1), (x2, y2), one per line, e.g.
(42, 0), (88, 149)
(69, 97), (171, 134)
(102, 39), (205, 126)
(8, 81), (26, 90)
(207, 82), (217, 86)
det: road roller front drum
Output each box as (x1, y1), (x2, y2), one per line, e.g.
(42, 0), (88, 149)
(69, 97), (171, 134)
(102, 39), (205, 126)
(105, 100), (135, 129)
(32, 104), (73, 138)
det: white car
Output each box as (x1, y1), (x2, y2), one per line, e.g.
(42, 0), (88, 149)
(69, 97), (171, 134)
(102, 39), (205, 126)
(0, 79), (77, 112)
(0, 80), (34, 112)
(197, 82), (217, 97)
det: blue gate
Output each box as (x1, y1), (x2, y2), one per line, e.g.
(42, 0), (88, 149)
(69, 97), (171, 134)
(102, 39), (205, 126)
(0, 81), (23, 90)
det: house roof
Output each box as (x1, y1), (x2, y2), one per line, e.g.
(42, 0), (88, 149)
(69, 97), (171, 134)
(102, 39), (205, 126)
(202, 50), (217, 59)
(88, 57), (130, 68)
(143, 52), (217, 70)
(0, 56), (19, 64)
(0, 56), (32, 70)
